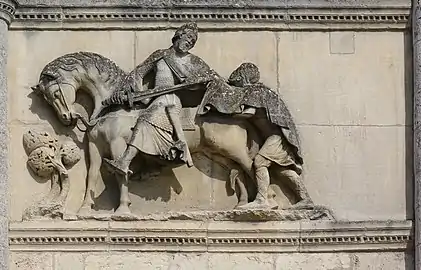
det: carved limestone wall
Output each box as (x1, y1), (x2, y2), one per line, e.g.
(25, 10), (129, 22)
(6, 0), (414, 269)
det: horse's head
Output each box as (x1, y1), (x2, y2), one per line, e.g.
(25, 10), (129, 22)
(31, 75), (77, 126)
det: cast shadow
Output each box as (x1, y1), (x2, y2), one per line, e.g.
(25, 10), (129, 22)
(404, 31), (414, 221)
(27, 91), (91, 150)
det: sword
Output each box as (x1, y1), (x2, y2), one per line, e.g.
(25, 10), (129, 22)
(102, 81), (207, 107)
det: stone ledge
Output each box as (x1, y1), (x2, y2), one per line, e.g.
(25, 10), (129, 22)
(9, 220), (413, 253)
(10, 5), (410, 30)
(15, 0), (411, 9)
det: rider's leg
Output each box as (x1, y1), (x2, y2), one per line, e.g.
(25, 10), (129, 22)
(166, 105), (194, 167)
(107, 145), (138, 174)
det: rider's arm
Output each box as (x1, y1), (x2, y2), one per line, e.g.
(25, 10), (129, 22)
(127, 49), (165, 92)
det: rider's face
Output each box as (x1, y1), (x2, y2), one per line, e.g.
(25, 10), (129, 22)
(174, 33), (196, 53)
(228, 69), (246, 87)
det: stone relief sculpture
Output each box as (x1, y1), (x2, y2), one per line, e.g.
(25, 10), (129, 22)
(29, 22), (333, 221)
(22, 130), (81, 220)
(199, 62), (313, 210)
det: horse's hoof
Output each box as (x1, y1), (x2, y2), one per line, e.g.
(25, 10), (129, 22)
(76, 205), (93, 218)
(234, 201), (248, 209)
(112, 206), (138, 221)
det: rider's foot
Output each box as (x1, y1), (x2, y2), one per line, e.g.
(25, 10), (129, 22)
(103, 158), (133, 176)
(175, 140), (194, 168)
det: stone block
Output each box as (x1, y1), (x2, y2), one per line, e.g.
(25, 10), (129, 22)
(168, 253), (209, 270)
(54, 253), (84, 270)
(275, 253), (352, 270)
(10, 252), (53, 270)
(85, 252), (172, 270)
(190, 31), (278, 87)
(299, 125), (409, 220)
(353, 252), (412, 270)
(329, 32), (355, 54)
(277, 32), (407, 126)
(208, 253), (274, 270)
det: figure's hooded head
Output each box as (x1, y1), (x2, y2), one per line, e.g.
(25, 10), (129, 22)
(172, 22), (199, 53)
(228, 62), (260, 87)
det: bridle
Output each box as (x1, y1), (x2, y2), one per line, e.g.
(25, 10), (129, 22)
(42, 79), (93, 132)
(43, 79), (74, 115)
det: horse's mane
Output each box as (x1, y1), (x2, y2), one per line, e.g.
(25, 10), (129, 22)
(40, 51), (127, 92)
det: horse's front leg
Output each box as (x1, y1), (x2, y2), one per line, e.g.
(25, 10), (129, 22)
(78, 140), (101, 215)
(113, 173), (132, 218)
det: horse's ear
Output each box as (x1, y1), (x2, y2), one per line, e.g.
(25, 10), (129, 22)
(31, 84), (41, 94)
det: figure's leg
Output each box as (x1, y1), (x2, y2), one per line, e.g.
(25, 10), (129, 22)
(279, 169), (313, 208)
(166, 105), (194, 167)
(79, 141), (102, 212)
(237, 154), (273, 209)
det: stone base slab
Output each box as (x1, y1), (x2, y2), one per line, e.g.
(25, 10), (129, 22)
(9, 220), (412, 253)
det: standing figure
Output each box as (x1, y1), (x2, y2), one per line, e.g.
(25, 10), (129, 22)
(104, 22), (219, 178)
(199, 63), (313, 209)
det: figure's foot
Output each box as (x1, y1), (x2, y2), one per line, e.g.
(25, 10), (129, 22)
(112, 205), (138, 221)
(236, 199), (276, 210)
(289, 199), (314, 210)
(103, 158), (133, 176)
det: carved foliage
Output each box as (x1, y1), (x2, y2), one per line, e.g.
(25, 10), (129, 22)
(22, 130), (81, 220)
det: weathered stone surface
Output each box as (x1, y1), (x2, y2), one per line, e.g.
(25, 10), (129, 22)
(209, 253), (275, 270)
(54, 253), (84, 270)
(300, 125), (409, 220)
(413, 3), (421, 269)
(9, 251), (411, 269)
(276, 253), (352, 269)
(168, 253), (209, 270)
(10, 252), (53, 270)
(15, 0), (411, 8)
(278, 32), (407, 126)
(329, 32), (355, 55)
(354, 252), (412, 270)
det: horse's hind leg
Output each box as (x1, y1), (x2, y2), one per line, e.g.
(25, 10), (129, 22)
(78, 140), (101, 215)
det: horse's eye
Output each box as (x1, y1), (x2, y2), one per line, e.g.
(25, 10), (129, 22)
(54, 91), (61, 98)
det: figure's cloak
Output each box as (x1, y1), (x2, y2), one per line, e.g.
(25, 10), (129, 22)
(197, 80), (303, 164)
(124, 48), (220, 107)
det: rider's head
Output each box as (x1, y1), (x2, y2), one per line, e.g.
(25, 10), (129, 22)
(228, 62), (260, 87)
(172, 22), (198, 53)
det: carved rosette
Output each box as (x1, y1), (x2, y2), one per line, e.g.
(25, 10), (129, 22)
(0, 0), (17, 25)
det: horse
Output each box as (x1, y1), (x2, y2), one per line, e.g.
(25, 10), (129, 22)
(31, 52), (259, 218)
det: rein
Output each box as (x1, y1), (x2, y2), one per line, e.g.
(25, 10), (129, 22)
(46, 79), (100, 132)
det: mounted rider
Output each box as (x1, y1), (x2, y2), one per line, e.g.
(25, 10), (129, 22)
(104, 22), (219, 175)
